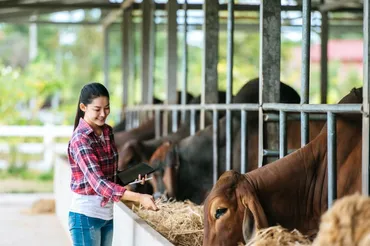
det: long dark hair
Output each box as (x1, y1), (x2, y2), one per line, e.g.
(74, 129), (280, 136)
(74, 82), (110, 130)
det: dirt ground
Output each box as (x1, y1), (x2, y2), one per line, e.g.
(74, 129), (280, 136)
(0, 193), (71, 246)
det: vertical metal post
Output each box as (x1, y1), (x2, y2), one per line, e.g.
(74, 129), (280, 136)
(279, 110), (287, 158)
(172, 109), (178, 132)
(320, 0), (328, 104)
(155, 109), (161, 139)
(225, 0), (234, 171)
(166, 0), (178, 135)
(301, 0), (311, 147)
(141, 0), (154, 104)
(201, 0), (219, 129)
(327, 112), (337, 207)
(181, 0), (189, 123)
(213, 109), (219, 185)
(258, 0), (281, 167)
(190, 109), (196, 135)
(122, 8), (132, 116)
(362, 0), (370, 196)
(240, 110), (248, 173)
(148, 1), (156, 105)
(103, 25), (110, 90)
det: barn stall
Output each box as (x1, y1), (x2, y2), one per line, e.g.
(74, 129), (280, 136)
(2, 0), (369, 245)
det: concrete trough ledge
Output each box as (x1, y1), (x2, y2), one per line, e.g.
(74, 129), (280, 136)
(113, 202), (174, 246)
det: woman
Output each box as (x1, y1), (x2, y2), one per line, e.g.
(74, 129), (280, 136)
(67, 82), (158, 246)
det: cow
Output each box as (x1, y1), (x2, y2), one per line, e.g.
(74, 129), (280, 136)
(148, 79), (326, 204)
(202, 87), (363, 246)
(116, 90), (227, 171)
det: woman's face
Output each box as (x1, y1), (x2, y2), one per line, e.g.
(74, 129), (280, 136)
(80, 96), (110, 130)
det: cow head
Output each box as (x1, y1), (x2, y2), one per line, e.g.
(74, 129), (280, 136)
(203, 170), (268, 246)
(149, 141), (179, 200)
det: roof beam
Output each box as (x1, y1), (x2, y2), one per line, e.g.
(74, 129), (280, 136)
(101, 0), (135, 28)
(0, 2), (121, 9)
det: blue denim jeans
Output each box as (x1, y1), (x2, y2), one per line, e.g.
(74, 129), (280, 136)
(69, 212), (113, 246)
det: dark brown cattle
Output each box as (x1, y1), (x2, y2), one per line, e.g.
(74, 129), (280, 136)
(149, 79), (324, 204)
(202, 87), (363, 246)
(116, 91), (227, 171)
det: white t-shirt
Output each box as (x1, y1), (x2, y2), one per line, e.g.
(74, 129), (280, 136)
(70, 193), (114, 220)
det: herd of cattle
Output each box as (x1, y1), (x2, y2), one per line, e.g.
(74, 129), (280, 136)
(113, 78), (365, 245)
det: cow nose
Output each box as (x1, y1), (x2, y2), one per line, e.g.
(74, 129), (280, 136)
(152, 191), (168, 201)
(153, 192), (162, 200)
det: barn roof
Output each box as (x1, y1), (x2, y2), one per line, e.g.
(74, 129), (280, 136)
(0, 0), (364, 27)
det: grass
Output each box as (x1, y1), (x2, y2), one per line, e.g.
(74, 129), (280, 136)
(0, 178), (54, 193)
(0, 165), (54, 193)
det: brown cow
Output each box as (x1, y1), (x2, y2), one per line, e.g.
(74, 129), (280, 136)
(202, 87), (363, 246)
(148, 79), (325, 204)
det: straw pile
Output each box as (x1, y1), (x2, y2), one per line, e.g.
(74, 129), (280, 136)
(131, 199), (204, 246)
(23, 198), (56, 214)
(245, 225), (311, 246)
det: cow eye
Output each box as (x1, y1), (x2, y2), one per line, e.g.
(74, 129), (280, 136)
(215, 208), (228, 219)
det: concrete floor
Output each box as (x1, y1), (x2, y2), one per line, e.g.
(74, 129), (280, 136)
(0, 193), (71, 246)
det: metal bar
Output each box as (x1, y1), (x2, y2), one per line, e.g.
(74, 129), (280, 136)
(264, 112), (327, 121)
(190, 109), (196, 135)
(226, 109), (232, 171)
(201, 0), (219, 129)
(263, 149), (295, 157)
(172, 109), (178, 133)
(240, 110), (248, 173)
(148, 1), (156, 104)
(212, 109), (219, 185)
(262, 103), (362, 113)
(327, 112), (337, 207)
(301, 0), (311, 147)
(155, 109), (161, 139)
(320, 0), (328, 104)
(226, 0), (234, 105)
(122, 8), (132, 115)
(166, 0), (178, 106)
(103, 26), (110, 90)
(124, 103), (362, 113)
(258, 0), (281, 166)
(0, 3), (359, 12)
(225, 0), (234, 172)
(363, 0), (370, 196)
(279, 111), (287, 158)
(181, 0), (189, 123)
(141, 0), (152, 104)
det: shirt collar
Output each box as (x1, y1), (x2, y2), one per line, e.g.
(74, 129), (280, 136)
(77, 118), (108, 136)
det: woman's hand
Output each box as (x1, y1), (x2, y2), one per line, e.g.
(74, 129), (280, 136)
(139, 194), (158, 211)
(136, 174), (147, 185)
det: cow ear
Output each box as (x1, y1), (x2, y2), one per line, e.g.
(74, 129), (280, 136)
(242, 196), (268, 231)
(242, 207), (255, 243)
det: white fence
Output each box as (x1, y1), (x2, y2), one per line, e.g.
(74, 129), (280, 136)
(0, 125), (73, 171)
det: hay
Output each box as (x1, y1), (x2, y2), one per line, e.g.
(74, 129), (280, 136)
(132, 198), (204, 246)
(245, 225), (311, 246)
(23, 198), (56, 215)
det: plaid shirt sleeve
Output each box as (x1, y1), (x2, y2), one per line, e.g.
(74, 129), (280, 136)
(70, 133), (126, 204)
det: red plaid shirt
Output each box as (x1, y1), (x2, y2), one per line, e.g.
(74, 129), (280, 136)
(68, 118), (126, 207)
